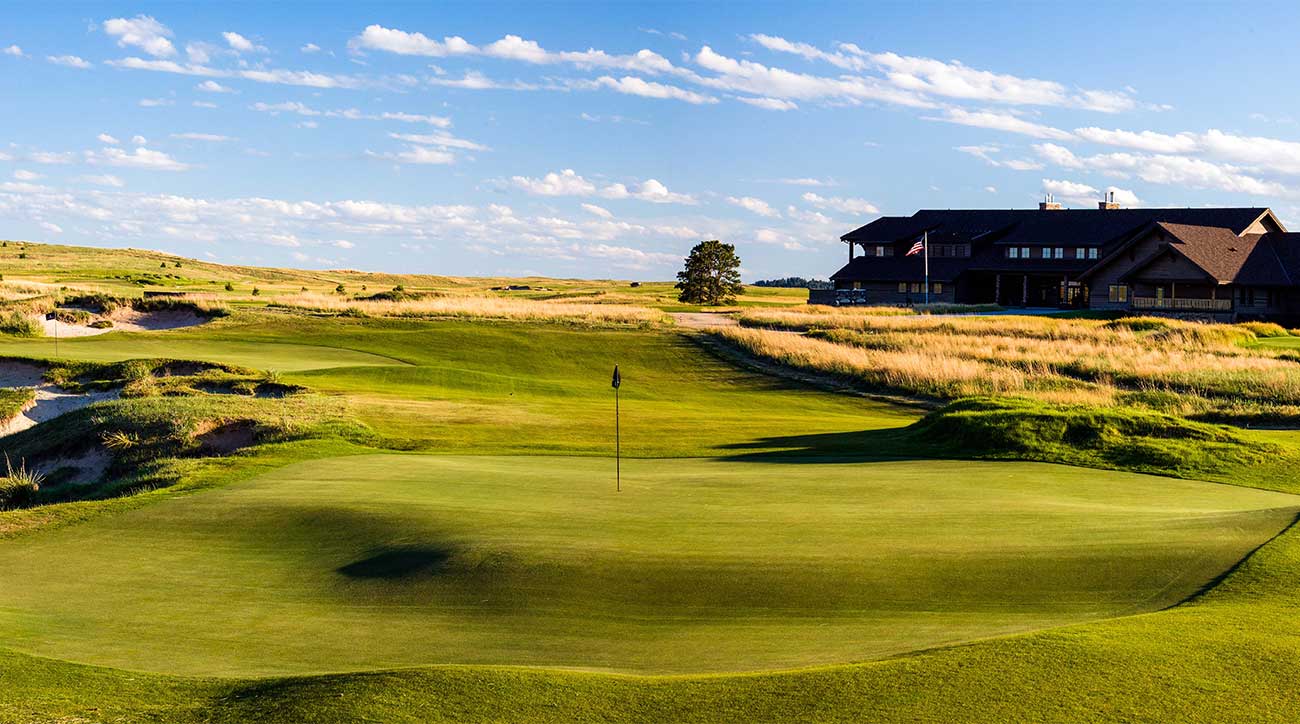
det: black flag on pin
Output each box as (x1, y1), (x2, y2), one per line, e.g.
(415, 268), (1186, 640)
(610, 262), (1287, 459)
(611, 365), (621, 389)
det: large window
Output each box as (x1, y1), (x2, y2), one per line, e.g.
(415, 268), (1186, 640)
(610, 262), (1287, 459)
(1021, 247), (1030, 258)
(1053, 247), (1064, 259)
(897, 282), (907, 293)
(1075, 247), (1086, 259)
(1088, 247), (1099, 259)
(933, 282), (944, 294)
(874, 245), (893, 257)
(1108, 284), (1129, 303)
(909, 282), (921, 293)
(1008, 247), (1019, 259)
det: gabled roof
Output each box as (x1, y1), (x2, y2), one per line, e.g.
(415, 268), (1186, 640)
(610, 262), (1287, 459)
(1110, 223), (1297, 286)
(841, 207), (1276, 247)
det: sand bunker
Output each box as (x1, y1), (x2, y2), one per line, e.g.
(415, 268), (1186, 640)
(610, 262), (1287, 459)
(0, 361), (119, 437)
(34, 446), (112, 486)
(34, 308), (210, 337)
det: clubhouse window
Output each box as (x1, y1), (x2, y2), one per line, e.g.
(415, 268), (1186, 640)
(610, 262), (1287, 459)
(898, 282), (907, 293)
(874, 245), (893, 257)
(1088, 247), (1099, 259)
(933, 282), (943, 294)
(1007, 247), (1019, 259)
(1075, 247), (1086, 259)
(1053, 247), (1065, 259)
(1108, 284), (1128, 303)
(909, 282), (921, 293)
(1021, 247), (1030, 258)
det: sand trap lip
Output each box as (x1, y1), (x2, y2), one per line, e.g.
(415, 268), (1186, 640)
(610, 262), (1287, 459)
(0, 361), (119, 437)
(34, 308), (211, 337)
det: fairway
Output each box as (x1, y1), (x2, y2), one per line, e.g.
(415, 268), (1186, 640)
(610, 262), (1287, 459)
(0, 453), (1294, 677)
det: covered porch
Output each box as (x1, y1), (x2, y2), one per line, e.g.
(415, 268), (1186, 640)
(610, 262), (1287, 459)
(1127, 280), (1232, 312)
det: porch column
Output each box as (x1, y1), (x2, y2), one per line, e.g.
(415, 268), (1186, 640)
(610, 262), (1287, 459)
(995, 274), (1002, 304)
(1021, 275), (1028, 306)
(848, 241), (855, 262)
(1172, 281), (1177, 299)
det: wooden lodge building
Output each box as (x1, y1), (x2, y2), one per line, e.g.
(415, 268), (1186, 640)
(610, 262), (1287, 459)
(812, 197), (1300, 322)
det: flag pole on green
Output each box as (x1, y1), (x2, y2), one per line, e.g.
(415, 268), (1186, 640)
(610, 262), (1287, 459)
(611, 365), (621, 492)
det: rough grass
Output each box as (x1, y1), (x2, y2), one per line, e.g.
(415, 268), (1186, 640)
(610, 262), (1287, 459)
(268, 292), (668, 326)
(719, 314), (1300, 422)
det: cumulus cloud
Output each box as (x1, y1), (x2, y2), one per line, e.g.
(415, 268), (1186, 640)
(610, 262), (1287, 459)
(367, 146), (456, 165)
(103, 15), (176, 57)
(171, 133), (235, 142)
(387, 132), (488, 151)
(1041, 179), (1140, 207)
(727, 195), (780, 217)
(1033, 143), (1291, 198)
(955, 144), (1043, 170)
(77, 174), (125, 187)
(511, 169), (696, 204)
(925, 108), (1073, 140)
(584, 75), (717, 104)
(196, 79), (235, 93)
(3, 45), (24, 57)
(138, 97), (174, 107)
(222, 32), (265, 53)
(735, 96), (798, 111)
(97, 133), (121, 145)
(88, 146), (190, 171)
(13, 170), (41, 181)
(581, 203), (613, 218)
(301, 43), (321, 53)
(47, 55), (92, 69)
(801, 192), (879, 215)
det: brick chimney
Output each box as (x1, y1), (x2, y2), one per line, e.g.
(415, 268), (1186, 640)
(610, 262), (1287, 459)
(1039, 194), (1062, 211)
(1098, 191), (1120, 210)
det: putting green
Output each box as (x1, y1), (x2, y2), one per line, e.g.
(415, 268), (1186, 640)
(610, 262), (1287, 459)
(0, 454), (1294, 677)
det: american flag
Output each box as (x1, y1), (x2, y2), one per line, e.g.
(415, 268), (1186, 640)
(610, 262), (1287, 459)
(906, 239), (925, 256)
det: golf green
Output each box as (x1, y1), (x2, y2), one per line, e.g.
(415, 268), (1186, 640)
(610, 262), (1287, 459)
(0, 453), (1293, 677)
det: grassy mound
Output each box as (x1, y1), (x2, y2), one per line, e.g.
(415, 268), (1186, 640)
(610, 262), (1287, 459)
(904, 397), (1276, 479)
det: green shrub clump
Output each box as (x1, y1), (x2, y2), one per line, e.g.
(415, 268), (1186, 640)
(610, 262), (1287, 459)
(0, 310), (42, 337)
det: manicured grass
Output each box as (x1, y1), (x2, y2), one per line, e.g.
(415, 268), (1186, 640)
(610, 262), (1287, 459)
(0, 453), (1293, 679)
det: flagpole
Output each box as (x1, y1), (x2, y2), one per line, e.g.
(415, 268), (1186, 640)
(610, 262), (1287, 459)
(923, 230), (929, 305)
(615, 385), (620, 493)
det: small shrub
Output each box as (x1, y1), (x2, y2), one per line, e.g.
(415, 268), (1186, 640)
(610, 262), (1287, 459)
(0, 455), (43, 510)
(17, 253), (27, 259)
(89, 319), (113, 329)
(335, 284), (346, 294)
(224, 282), (234, 292)
(0, 310), (41, 337)
(101, 430), (139, 451)
(252, 287), (261, 297)
(1239, 321), (1290, 338)
(1104, 316), (1171, 333)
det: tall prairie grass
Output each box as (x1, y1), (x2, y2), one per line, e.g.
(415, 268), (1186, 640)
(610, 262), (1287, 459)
(269, 292), (667, 326)
(718, 313), (1300, 422)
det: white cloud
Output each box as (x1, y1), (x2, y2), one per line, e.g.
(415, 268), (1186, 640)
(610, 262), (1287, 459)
(12, 170), (41, 181)
(368, 146), (456, 165)
(103, 15), (176, 57)
(97, 133), (121, 145)
(1073, 127), (1197, 153)
(581, 203), (613, 219)
(586, 75), (717, 104)
(801, 192), (879, 215)
(28, 150), (75, 164)
(511, 169), (696, 204)
(749, 34), (868, 71)
(1034, 144), (1290, 198)
(131, 135), (147, 145)
(171, 133), (235, 142)
(693, 46), (933, 108)
(301, 43), (321, 53)
(196, 79), (235, 93)
(249, 101), (452, 128)
(39, 221), (63, 234)
(925, 108), (1073, 140)
(89, 146), (190, 171)
(735, 96), (798, 111)
(955, 144), (1044, 170)
(222, 32), (265, 53)
(727, 195), (780, 217)
(3, 45), (24, 57)
(107, 56), (361, 90)
(770, 177), (835, 187)
(78, 174), (125, 187)
(387, 131), (488, 151)
(984, 186), (997, 193)
(47, 55), (92, 69)
(138, 97), (174, 107)
(192, 100), (218, 108)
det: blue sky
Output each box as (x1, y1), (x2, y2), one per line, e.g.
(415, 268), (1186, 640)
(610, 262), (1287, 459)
(3, 1), (1300, 280)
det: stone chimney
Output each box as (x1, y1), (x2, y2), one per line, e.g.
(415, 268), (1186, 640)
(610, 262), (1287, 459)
(1039, 194), (1062, 211)
(1098, 191), (1120, 210)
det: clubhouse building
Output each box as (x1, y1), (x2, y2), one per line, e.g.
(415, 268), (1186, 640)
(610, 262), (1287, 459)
(813, 198), (1300, 322)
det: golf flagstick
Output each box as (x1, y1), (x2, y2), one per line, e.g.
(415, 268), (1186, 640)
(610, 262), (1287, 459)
(612, 365), (621, 492)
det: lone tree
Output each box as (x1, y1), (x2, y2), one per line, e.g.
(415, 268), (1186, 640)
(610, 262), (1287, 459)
(675, 240), (744, 305)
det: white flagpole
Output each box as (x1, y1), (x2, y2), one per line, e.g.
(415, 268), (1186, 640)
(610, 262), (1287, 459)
(923, 231), (930, 305)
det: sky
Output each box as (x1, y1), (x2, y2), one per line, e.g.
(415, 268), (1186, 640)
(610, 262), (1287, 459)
(4, 1), (1300, 281)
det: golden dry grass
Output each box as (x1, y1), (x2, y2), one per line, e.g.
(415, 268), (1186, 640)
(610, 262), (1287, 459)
(720, 313), (1300, 421)
(269, 292), (667, 326)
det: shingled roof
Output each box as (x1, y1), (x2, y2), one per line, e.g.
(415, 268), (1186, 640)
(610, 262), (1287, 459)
(842, 208), (1273, 247)
(1117, 223), (1299, 286)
